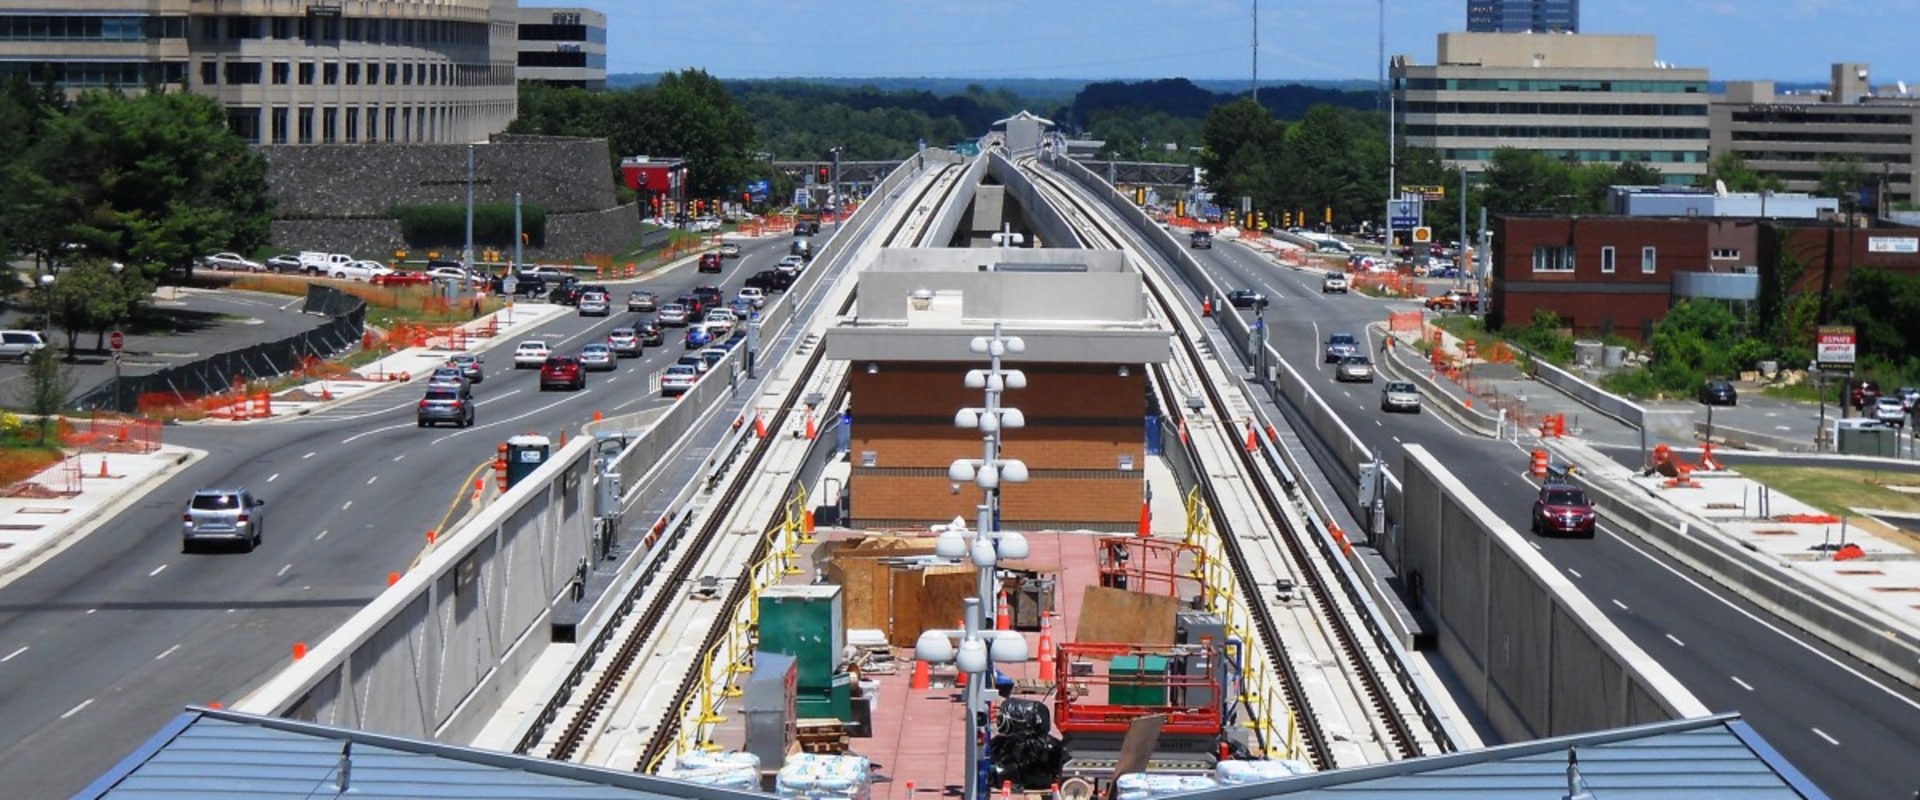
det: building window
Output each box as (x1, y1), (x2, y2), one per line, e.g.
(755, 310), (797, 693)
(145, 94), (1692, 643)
(226, 107), (260, 143)
(384, 107), (397, 142)
(271, 61), (289, 85)
(1641, 246), (1658, 274)
(270, 107), (288, 145)
(223, 62), (261, 85)
(297, 107), (313, 144)
(298, 61), (314, 85)
(322, 107), (337, 143)
(198, 60), (217, 86)
(1532, 245), (1575, 273)
(1600, 246), (1616, 274)
(322, 62), (337, 85)
(1711, 247), (1739, 259)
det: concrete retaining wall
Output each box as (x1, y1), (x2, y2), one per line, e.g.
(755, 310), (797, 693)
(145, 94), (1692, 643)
(986, 152), (1083, 250)
(1526, 351), (1691, 445)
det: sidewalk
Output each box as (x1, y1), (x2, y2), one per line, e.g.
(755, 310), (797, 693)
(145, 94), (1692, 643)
(0, 442), (204, 584)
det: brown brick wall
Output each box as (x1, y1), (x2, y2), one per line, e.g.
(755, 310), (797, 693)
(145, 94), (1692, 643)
(850, 472), (1139, 527)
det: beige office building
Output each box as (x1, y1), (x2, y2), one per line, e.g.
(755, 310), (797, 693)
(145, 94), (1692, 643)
(1392, 32), (1710, 181)
(514, 6), (603, 90)
(0, 0), (519, 145)
(1711, 65), (1920, 209)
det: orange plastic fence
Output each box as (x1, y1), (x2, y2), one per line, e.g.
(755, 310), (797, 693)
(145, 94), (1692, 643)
(1388, 311), (1423, 332)
(59, 413), (162, 453)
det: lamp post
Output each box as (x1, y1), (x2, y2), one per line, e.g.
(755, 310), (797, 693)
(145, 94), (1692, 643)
(943, 321), (1032, 800)
(914, 596), (1029, 800)
(38, 273), (55, 335)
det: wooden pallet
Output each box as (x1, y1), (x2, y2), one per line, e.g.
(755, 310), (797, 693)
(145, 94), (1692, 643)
(795, 718), (850, 755)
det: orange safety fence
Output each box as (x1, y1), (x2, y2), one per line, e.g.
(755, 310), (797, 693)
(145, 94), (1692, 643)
(1388, 311), (1423, 333)
(1350, 272), (1414, 297)
(58, 412), (162, 453)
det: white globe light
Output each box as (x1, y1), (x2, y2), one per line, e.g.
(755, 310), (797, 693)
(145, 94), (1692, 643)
(989, 631), (1029, 663)
(965, 369), (988, 389)
(948, 460), (976, 483)
(978, 413), (999, 433)
(1003, 369), (1028, 389)
(986, 373), (1004, 392)
(997, 530), (1029, 560)
(974, 463), (999, 488)
(935, 529), (968, 559)
(956, 637), (989, 674)
(971, 536), (998, 567)
(1005, 336), (1027, 354)
(970, 336), (990, 354)
(989, 340), (1006, 357)
(998, 408), (1025, 429)
(999, 460), (1029, 484)
(916, 629), (956, 663)
(950, 515), (968, 531)
(954, 408), (980, 428)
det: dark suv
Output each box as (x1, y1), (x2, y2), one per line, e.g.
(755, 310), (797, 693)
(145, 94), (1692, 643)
(1190, 230), (1212, 249)
(698, 252), (723, 273)
(745, 268), (794, 293)
(1531, 482), (1597, 538)
(417, 386), (474, 428)
(1698, 378), (1738, 406)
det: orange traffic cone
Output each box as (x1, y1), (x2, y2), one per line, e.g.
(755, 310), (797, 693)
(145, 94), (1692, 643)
(98, 458), (110, 478)
(320, 381), (333, 401)
(996, 590), (1011, 631)
(804, 413), (816, 440)
(1244, 418), (1258, 452)
(1137, 497), (1151, 538)
(910, 659), (931, 690)
(753, 411), (767, 438)
(1037, 615), (1056, 676)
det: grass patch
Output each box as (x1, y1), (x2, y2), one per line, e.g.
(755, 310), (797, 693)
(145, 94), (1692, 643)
(1759, 381), (1833, 404)
(1734, 465), (1920, 517)
(228, 275), (502, 329)
(0, 420), (65, 484)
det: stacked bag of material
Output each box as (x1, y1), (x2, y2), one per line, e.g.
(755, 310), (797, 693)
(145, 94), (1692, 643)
(987, 698), (1066, 790)
(659, 750), (761, 791)
(1215, 759), (1314, 785)
(775, 752), (873, 800)
(1113, 772), (1219, 800)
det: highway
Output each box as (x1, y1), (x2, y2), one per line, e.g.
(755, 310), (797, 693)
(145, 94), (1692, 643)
(0, 237), (802, 798)
(1190, 239), (1920, 799)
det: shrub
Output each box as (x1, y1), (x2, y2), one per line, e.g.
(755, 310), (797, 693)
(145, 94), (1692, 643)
(390, 202), (546, 249)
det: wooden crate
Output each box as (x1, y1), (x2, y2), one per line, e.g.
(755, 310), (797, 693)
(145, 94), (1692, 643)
(795, 718), (850, 755)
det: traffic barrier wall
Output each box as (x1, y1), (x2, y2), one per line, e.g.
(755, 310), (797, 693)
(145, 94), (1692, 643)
(984, 152), (1084, 249)
(919, 154), (992, 247)
(1399, 444), (1708, 740)
(1521, 348), (1687, 446)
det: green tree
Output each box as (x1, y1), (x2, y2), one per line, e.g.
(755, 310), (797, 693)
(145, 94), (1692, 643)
(1646, 299), (1744, 389)
(1479, 148), (1580, 214)
(1198, 98), (1282, 207)
(1817, 154), (1868, 213)
(46, 259), (146, 356)
(1697, 152), (1783, 192)
(17, 346), (71, 442)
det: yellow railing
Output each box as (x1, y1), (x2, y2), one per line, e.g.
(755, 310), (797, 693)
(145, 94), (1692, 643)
(1180, 487), (1303, 760)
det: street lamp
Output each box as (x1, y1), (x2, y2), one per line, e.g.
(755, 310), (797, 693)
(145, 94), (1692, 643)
(38, 273), (55, 334)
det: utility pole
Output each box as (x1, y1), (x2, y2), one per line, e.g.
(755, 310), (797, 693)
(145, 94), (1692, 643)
(1251, 0), (1260, 107)
(463, 144), (476, 296)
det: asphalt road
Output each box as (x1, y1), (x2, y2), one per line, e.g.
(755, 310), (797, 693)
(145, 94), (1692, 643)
(0, 237), (799, 798)
(1195, 242), (1920, 799)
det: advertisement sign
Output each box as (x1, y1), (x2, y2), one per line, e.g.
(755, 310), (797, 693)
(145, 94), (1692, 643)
(1815, 325), (1856, 371)
(1867, 236), (1919, 254)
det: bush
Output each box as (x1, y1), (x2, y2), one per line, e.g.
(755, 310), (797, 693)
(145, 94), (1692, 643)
(1599, 367), (1664, 399)
(390, 202), (546, 249)
(1503, 309), (1575, 364)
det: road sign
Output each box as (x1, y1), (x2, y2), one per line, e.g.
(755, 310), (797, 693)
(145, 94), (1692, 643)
(1388, 198), (1421, 228)
(501, 276), (518, 295)
(109, 331), (123, 352)
(1411, 227), (1432, 243)
(1816, 325), (1856, 372)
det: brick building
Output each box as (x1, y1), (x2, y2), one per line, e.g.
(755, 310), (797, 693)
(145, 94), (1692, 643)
(827, 248), (1170, 530)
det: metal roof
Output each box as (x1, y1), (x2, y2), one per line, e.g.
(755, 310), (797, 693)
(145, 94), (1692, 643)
(1173, 715), (1827, 800)
(76, 707), (769, 800)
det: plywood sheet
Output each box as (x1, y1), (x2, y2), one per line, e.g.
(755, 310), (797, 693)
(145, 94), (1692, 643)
(1074, 586), (1177, 645)
(888, 565), (976, 647)
(821, 537), (939, 635)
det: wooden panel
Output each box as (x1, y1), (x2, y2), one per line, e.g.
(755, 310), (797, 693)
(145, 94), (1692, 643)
(1073, 585), (1177, 645)
(821, 537), (938, 635)
(888, 565), (976, 647)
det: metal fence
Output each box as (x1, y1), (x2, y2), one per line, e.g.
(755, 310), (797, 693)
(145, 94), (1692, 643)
(73, 284), (366, 413)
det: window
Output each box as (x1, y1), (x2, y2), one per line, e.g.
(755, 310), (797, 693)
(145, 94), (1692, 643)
(1711, 247), (1740, 259)
(271, 61), (289, 84)
(1532, 245), (1575, 273)
(297, 107), (313, 144)
(1641, 246), (1658, 274)
(1600, 246), (1615, 274)
(345, 62), (359, 85)
(198, 60), (217, 86)
(298, 61), (314, 85)
(223, 62), (261, 84)
(322, 62), (337, 85)
(322, 108), (337, 143)
(271, 107), (288, 144)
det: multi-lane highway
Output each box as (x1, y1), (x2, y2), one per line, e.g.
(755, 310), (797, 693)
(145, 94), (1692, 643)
(1187, 239), (1920, 799)
(0, 236), (809, 798)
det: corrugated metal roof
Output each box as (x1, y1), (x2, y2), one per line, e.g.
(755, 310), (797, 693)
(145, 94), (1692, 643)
(77, 707), (768, 800)
(1178, 715), (1828, 799)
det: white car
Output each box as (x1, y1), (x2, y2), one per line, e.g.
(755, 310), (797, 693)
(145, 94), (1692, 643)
(660, 364), (699, 396)
(737, 287), (766, 308)
(425, 266), (486, 286)
(775, 255), (805, 275)
(1873, 396), (1909, 429)
(512, 341), (551, 369)
(328, 260), (392, 282)
(579, 343), (616, 372)
(203, 252), (263, 272)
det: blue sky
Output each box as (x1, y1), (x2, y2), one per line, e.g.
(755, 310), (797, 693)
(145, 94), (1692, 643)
(528, 0), (1920, 86)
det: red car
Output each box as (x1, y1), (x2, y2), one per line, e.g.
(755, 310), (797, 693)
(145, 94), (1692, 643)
(1530, 482), (1597, 538)
(698, 252), (723, 273)
(370, 270), (431, 287)
(538, 355), (585, 391)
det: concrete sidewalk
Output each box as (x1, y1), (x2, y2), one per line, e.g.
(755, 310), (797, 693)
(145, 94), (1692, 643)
(0, 442), (205, 584)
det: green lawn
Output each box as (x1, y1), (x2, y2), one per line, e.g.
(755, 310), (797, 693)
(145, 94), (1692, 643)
(1733, 465), (1920, 517)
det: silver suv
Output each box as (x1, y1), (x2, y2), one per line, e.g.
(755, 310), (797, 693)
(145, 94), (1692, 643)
(1, 329), (46, 363)
(181, 488), (266, 553)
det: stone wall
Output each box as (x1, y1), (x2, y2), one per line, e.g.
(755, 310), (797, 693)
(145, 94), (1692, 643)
(547, 203), (644, 259)
(271, 206), (643, 261)
(262, 135), (617, 217)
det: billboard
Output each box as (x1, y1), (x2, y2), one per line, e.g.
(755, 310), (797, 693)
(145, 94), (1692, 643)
(1815, 325), (1856, 372)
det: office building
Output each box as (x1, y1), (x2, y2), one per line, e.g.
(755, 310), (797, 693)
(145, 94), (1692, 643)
(0, 0), (520, 146)
(1711, 64), (1920, 209)
(1468, 0), (1579, 33)
(1393, 32), (1709, 181)
(515, 6), (604, 90)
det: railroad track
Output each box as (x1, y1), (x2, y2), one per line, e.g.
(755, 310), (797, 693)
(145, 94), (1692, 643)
(1023, 158), (1433, 766)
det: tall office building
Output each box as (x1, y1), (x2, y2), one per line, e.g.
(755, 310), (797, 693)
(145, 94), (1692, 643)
(1711, 64), (1920, 209)
(1394, 33), (1709, 180)
(0, 0), (520, 146)
(1468, 0), (1579, 33)
(515, 6), (604, 90)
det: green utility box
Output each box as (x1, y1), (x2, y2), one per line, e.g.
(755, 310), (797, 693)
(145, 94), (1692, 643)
(794, 672), (853, 722)
(757, 585), (845, 690)
(1109, 655), (1168, 706)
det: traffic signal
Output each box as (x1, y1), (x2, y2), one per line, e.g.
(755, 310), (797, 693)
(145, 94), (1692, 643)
(1324, 206), (1333, 224)
(1282, 211), (1291, 227)
(1134, 186), (1146, 206)
(1256, 211), (1266, 230)
(817, 165), (829, 183)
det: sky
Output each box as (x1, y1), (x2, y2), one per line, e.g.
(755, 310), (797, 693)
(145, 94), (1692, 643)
(524, 0), (1920, 87)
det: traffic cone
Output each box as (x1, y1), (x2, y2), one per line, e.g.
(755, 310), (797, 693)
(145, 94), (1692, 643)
(753, 411), (767, 438)
(1037, 615), (1056, 676)
(804, 413), (816, 440)
(1137, 497), (1151, 538)
(1244, 418), (1258, 452)
(1177, 418), (1188, 444)
(910, 659), (931, 690)
(996, 590), (1011, 631)
(320, 381), (333, 401)
(98, 458), (110, 478)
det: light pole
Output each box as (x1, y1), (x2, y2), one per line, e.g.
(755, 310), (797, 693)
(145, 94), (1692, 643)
(914, 595), (1028, 800)
(943, 321), (1032, 800)
(38, 273), (55, 335)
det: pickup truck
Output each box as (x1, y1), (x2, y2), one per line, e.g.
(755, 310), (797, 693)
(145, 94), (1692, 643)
(1424, 290), (1480, 313)
(298, 252), (353, 274)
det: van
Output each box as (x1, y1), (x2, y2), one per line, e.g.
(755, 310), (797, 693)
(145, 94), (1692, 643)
(0, 329), (47, 362)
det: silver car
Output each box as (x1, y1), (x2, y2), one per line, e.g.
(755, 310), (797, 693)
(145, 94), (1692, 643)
(579, 343), (616, 372)
(1380, 381), (1421, 413)
(657, 303), (690, 327)
(181, 488), (266, 553)
(1335, 355), (1375, 382)
(417, 386), (474, 428)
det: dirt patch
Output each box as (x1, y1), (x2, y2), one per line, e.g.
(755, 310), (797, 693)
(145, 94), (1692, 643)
(3, 482), (73, 499)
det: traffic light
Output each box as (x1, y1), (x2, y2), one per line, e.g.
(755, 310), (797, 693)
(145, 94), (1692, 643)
(1282, 211), (1291, 227)
(817, 165), (829, 183)
(1134, 186), (1146, 206)
(1256, 211), (1266, 230)
(1324, 206), (1333, 224)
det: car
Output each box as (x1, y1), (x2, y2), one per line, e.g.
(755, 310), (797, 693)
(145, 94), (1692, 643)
(693, 285), (724, 308)
(578, 291), (611, 316)
(329, 260), (393, 282)
(704, 315), (736, 339)
(1323, 332), (1360, 363)
(606, 328), (643, 357)
(0, 329), (47, 363)
(699, 345), (730, 371)
(629, 322), (662, 347)
(579, 343), (617, 372)
(1847, 379), (1881, 410)
(746, 268), (794, 293)
(790, 238), (814, 261)
(657, 303), (690, 327)
(1381, 381), (1421, 413)
(1321, 271), (1349, 293)
(1335, 354), (1375, 382)
(516, 265), (569, 283)
(1424, 289), (1482, 313)
(1226, 289), (1267, 309)
(425, 265), (487, 287)
(1898, 386), (1920, 413)
(550, 281), (587, 306)
(677, 353), (711, 374)
(719, 241), (742, 258)
(775, 255), (805, 275)
(684, 323), (715, 350)
(539, 355), (585, 390)
(425, 366), (472, 394)
(445, 353), (484, 383)
(676, 292), (707, 316)
(1531, 481), (1597, 538)
(628, 290), (658, 312)
(512, 341), (551, 369)
(1189, 230), (1213, 249)
(1873, 396), (1908, 429)
(370, 270), (432, 287)
(698, 252), (724, 273)
(660, 364), (699, 396)
(492, 272), (546, 297)
(736, 286), (767, 309)
(264, 254), (306, 273)
(416, 386), (474, 428)
(1698, 378), (1738, 406)
(203, 252), (264, 272)
(181, 488), (266, 553)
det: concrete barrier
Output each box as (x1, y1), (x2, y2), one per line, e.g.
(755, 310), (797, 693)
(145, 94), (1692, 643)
(1374, 334), (1503, 438)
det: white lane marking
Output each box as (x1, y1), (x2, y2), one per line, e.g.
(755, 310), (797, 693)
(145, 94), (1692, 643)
(316, 530), (329, 541)
(148, 565), (167, 577)
(365, 476), (378, 485)
(303, 452), (316, 459)
(1611, 599), (1629, 611)
(1731, 675), (1754, 691)
(60, 698), (94, 719)
(476, 388), (523, 405)
(1605, 524), (1920, 712)
(277, 564), (292, 577)
(343, 423), (410, 444)
(392, 453), (406, 462)
(155, 644), (180, 661)
(1813, 728), (1839, 746)
(1392, 436), (1401, 443)
(86, 608), (97, 615)
(1, 646), (27, 662)
(1665, 633), (1685, 648)
(441, 395), (580, 442)
(1567, 568), (1583, 579)
(267, 472), (279, 483)
(341, 501), (353, 511)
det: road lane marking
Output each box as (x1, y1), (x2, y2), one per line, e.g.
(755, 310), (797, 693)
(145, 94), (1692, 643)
(267, 472), (279, 482)
(1611, 599), (1629, 611)
(1732, 676), (1753, 691)
(60, 698), (94, 719)
(1567, 568), (1582, 579)
(1, 646), (26, 662)
(393, 453), (406, 462)
(366, 476), (378, 485)
(1813, 728), (1839, 746)
(341, 501), (352, 511)
(303, 452), (316, 459)
(277, 564), (292, 577)
(148, 565), (167, 577)
(343, 423), (410, 445)
(155, 644), (180, 660)
(1665, 633), (1685, 647)
(316, 530), (328, 540)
